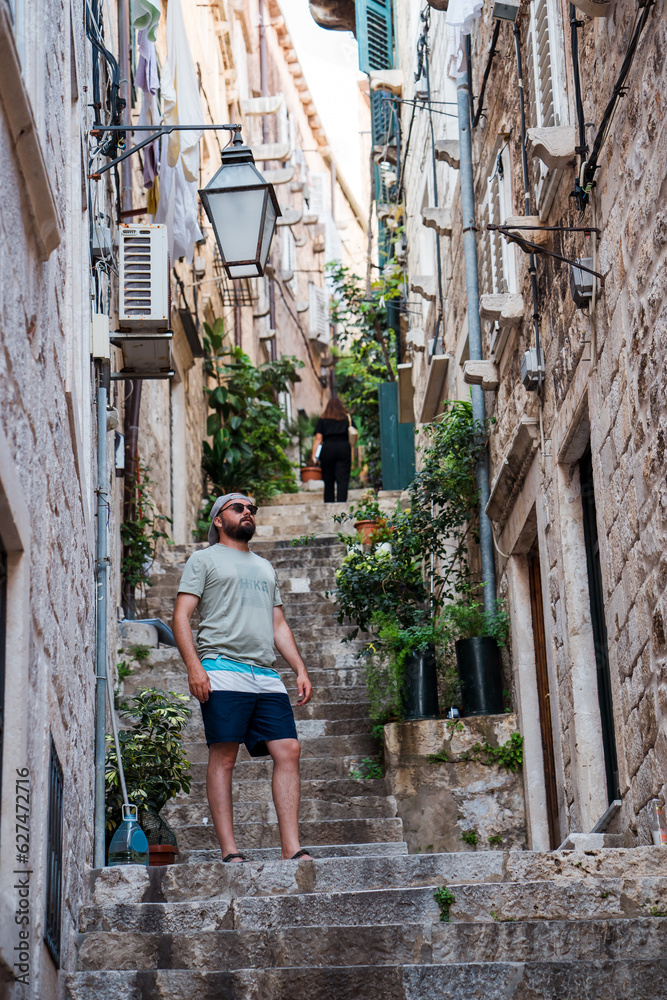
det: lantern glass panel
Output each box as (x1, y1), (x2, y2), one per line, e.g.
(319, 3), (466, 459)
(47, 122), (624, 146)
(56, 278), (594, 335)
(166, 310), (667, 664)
(260, 197), (278, 270)
(205, 187), (267, 265)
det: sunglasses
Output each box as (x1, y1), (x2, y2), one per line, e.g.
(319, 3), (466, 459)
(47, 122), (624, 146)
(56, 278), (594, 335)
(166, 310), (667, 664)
(221, 502), (258, 516)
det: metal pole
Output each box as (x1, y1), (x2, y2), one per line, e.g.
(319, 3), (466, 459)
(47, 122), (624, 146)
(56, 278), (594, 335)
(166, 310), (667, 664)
(456, 78), (496, 612)
(94, 378), (109, 869)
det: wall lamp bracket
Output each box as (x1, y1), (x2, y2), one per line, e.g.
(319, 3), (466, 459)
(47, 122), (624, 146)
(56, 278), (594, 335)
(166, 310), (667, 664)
(88, 124), (243, 178)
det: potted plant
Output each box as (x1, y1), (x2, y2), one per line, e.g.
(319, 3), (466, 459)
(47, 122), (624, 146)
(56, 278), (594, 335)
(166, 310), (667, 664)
(300, 464), (323, 483)
(440, 593), (509, 717)
(371, 616), (442, 721)
(105, 687), (192, 865)
(346, 491), (389, 545)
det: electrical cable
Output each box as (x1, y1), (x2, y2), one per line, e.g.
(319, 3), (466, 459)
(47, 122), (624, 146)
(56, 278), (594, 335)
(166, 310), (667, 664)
(273, 276), (324, 382)
(467, 22), (502, 129)
(512, 20), (542, 393)
(570, 4), (587, 159)
(577, 2), (654, 209)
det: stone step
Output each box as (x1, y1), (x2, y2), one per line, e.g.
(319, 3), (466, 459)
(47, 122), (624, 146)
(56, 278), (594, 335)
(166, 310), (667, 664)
(181, 733), (378, 763)
(79, 873), (667, 937)
(87, 847), (667, 907)
(74, 915), (667, 974)
(177, 841), (409, 865)
(187, 755), (379, 783)
(65, 958), (667, 1000)
(162, 793), (397, 826)
(176, 714), (372, 743)
(174, 816), (404, 849)
(181, 776), (389, 805)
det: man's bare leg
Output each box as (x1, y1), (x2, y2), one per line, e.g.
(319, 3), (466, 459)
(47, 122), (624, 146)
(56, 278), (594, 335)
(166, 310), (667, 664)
(207, 742), (244, 861)
(267, 738), (313, 860)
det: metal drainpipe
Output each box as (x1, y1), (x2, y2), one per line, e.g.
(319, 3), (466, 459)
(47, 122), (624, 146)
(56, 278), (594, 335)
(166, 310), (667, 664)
(456, 78), (496, 612)
(94, 374), (110, 869)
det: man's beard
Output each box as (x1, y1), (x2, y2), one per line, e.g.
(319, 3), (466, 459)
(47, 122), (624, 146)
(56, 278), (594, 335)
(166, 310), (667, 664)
(226, 519), (256, 541)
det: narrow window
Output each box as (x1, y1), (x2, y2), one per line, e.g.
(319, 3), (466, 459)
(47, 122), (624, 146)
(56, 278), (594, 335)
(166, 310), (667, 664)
(526, 0), (566, 216)
(44, 737), (64, 967)
(579, 445), (620, 804)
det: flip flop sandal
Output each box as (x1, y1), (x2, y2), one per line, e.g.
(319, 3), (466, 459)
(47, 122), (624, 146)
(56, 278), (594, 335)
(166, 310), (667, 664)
(222, 853), (248, 863)
(290, 849), (314, 861)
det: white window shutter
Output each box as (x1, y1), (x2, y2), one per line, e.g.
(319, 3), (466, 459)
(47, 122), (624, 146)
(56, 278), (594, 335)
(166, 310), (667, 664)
(281, 228), (296, 280)
(324, 216), (343, 265)
(527, 0), (566, 218)
(308, 283), (331, 344)
(307, 173), (328, 221)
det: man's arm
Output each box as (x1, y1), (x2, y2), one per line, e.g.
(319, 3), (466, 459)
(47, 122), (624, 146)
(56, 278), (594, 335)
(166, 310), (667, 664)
(172, 592), (212, 703)
(273, 605), (313, 706)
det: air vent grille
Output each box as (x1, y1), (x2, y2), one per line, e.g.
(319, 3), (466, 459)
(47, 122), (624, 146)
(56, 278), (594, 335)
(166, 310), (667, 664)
(118, 225), (169, 330)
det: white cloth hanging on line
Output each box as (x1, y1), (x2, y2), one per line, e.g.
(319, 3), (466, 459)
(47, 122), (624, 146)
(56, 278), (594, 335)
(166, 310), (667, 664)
(135, 28), (159, 189)
(446, 0), (484, 78)
(152, 0), (204, 262)
(131, 0), (160, 42)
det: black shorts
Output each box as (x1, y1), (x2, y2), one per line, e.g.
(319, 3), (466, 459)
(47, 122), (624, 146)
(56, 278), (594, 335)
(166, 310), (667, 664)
(200, 691), (298, 757)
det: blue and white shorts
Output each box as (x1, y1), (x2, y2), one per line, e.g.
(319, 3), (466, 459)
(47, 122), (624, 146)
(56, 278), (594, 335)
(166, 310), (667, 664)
(199, 655), (297, 757)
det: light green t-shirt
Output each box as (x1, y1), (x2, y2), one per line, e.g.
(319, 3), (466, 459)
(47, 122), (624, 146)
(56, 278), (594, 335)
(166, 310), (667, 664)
(178, 544), (282, 667)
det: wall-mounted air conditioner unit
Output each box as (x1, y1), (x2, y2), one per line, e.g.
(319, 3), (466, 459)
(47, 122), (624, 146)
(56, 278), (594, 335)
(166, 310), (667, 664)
(118, 224), (170, 330)
(308, 283), (330, 345)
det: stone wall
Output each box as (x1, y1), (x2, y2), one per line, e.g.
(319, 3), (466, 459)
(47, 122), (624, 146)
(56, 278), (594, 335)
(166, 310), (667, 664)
(384, 716), (526, 855)
(0, 2), (97, 996)
(397, 1), (667, 846)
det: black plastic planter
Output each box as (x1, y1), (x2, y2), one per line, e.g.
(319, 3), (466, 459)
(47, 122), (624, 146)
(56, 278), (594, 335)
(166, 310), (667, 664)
(403, 645), (439, 720)
(455, 636), (504, 716)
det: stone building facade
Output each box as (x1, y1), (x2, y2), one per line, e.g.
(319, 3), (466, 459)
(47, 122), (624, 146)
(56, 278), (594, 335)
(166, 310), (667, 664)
(387, 0), (667, 850)
(0, 0), (365, 996)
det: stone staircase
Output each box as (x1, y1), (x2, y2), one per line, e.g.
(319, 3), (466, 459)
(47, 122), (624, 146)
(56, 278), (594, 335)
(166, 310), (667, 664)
(66, 493), (667, 999)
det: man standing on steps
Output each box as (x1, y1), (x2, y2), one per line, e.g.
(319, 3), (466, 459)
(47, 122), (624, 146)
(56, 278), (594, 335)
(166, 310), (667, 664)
(172, 492), (314, 863)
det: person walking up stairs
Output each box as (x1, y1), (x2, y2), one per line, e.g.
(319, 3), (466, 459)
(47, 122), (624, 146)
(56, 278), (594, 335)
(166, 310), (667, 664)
(66, 491), (667, 1000)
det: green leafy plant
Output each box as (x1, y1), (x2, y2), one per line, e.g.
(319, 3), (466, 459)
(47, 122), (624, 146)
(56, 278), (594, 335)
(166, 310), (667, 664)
(460, 829), (478, 846)
(439, 589), (510, 647)
(488, 834), (503, 846)
(200, 318), (303, 508)
(121, 462), (171, 605)
(434, 886), (456, 922)
(327, 262), (404, 488)
(290, 533), (317, 547)
(361, 616), (446, 722)
(105, 688), (192, 837)
(428, 732), (524, 772)
(349, 756), (384, 780)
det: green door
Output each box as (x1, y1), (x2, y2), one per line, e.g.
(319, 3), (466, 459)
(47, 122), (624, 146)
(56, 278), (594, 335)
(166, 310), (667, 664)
(378, 381), (415, 490)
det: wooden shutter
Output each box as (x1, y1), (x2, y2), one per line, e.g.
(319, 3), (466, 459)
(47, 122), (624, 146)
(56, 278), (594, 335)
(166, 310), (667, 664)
(528, 0), (555, 129)
(355, 0), (393, 74)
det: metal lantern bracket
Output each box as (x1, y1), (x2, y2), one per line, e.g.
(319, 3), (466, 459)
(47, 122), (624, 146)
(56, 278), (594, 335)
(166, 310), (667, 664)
(88, 124), (242, 178)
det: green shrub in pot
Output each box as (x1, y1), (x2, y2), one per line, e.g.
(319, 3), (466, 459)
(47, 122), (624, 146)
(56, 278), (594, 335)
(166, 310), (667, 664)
(105, 687), (192, 848)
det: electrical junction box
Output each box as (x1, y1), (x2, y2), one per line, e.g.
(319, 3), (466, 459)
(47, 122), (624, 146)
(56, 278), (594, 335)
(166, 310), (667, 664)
(91, 223), (113, 260)
(521, 347), (545, 391)
(570, 257), (595, 309)
(118, 223), (170, 330)
(493, 0), (520, 19)
(91, 313), (110, 359)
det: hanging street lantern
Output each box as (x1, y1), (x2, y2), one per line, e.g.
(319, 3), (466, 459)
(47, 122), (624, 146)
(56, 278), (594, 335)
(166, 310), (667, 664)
(198, 131), (281, 279)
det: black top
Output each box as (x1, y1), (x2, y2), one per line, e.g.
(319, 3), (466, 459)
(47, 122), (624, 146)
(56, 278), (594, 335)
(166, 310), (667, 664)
(315, 417), (349, 441)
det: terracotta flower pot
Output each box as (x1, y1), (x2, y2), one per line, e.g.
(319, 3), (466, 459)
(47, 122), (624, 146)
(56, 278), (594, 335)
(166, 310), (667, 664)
(354, 519), (381, 544)
(300, 466), (323, 483)
(148, 844), (180, 866)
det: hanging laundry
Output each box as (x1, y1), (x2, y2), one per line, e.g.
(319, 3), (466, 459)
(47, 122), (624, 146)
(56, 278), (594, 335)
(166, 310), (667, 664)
(135, 28), (160, 189)
(446, 0), (484, 78)
(161, 0), (204, 183)
(132, 0), (160, 42)
(152, 0), (204, 262)
(154, 134), (202, 263)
